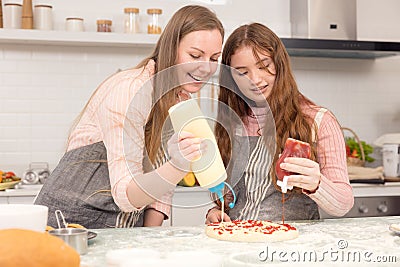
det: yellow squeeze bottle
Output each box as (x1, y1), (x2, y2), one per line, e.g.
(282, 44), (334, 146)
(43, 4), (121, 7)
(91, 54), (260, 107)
(168, 99), (235, 208)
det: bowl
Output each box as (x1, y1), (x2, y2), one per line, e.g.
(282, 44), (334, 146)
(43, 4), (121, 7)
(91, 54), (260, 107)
(0, 204), (48, 232)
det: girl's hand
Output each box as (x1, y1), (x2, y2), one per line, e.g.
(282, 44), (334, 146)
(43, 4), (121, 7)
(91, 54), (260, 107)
(279, 157), (321, 193)
(205, 208), (231, 224)
(167, 131), (204, 172)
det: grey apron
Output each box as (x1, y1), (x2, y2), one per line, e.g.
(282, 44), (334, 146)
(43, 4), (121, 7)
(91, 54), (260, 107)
(34, 141), (144, 229)
(228, 136), (320, 221)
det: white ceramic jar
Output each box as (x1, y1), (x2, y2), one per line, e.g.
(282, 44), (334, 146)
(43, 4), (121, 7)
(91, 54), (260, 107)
(3, 3), (22, 29)
(65, 17), (84, 32)
(33, 4), (53, 30)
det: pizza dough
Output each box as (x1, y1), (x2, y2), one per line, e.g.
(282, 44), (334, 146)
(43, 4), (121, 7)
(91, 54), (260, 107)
(206, 220), (299, 242)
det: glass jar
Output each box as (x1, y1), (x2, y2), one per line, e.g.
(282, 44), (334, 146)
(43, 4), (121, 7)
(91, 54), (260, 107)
(33, 4), (53, 30)
(124, 7), (139, 34)
(147, 8), (162, 34)
(97, 19), (112, 32)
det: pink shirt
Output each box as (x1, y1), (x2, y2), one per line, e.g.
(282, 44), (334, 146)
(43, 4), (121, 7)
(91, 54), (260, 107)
(67, 60), (172, 218)
(247, 105), (354, 217)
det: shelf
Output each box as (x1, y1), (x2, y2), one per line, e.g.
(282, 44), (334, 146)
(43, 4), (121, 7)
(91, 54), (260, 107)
(2, 29), (400, 58)
(0, 29), (159, 48)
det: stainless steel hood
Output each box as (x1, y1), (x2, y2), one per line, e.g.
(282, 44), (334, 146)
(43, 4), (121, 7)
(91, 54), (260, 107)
(281, 38), (400, 59)
(288, 0), (400, 59)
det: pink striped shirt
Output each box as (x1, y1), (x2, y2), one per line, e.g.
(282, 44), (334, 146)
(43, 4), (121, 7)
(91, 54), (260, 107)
(248, 105), (354, 217)
(303, 106), (354, 216)
(67, 60), (173, 218)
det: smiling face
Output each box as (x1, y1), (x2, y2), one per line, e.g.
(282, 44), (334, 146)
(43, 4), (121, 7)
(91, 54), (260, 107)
(176, 29), (223, 93)
(230, 46), (276, 104)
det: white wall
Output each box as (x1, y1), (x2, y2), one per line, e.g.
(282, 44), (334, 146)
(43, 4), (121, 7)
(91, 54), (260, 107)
(0, 0), (399, 175)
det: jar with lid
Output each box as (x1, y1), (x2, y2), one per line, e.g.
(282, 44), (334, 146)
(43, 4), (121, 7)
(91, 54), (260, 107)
(66, 17), (84, 32)
(3, 3), (22, 29)
(124, 7), (139, 34)
(97, 19), (112, 32)
(147, 8), (162, 34)
(33, 4), (53, 30)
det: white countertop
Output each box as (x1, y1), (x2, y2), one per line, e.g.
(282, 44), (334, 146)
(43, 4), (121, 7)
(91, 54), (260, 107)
(0, 184), (43, 197)
(80, 216), (400, 267)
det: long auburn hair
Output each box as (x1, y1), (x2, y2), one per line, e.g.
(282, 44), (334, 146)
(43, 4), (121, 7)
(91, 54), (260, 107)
(216, 23), (317, 191)
(141, 5), (224, 163)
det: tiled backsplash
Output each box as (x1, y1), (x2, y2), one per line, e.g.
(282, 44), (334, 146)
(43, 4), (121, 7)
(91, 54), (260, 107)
(0, 44), (153, 174)
(0, 0), (399, 176)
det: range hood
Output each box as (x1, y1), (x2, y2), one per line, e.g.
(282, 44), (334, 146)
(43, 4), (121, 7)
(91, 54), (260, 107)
(287, 0), (400, 59)
(281, 38), (400, 59)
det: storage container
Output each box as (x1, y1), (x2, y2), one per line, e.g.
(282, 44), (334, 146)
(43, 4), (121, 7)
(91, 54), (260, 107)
(97, 19), (112, 32)
(34, 4), (53, 30)
(3, 3), (22, 29)
(124, 7), (139, 34)
(147, 8), (162, 34)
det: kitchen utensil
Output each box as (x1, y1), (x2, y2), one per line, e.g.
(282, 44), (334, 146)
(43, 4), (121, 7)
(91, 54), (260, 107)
(23, 162), (51, 184)
(0, 204), (48, 232)
(49, 210), (88, 255)
(49, 228), (88, 255)
(21, 0), (33, 29)
(88, 231), (97, 240)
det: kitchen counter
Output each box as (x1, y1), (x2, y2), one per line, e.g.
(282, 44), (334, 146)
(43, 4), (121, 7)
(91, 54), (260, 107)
(3, 182), (400, 197)
(81, 216), (400, 267)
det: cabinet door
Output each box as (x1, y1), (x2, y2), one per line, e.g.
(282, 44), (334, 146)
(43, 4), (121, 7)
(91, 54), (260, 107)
(0, 197), (9, 204)
(171, 189), (214, 226)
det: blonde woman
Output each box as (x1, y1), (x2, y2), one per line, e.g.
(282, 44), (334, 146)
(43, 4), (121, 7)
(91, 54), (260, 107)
(35, 5), (224, 228)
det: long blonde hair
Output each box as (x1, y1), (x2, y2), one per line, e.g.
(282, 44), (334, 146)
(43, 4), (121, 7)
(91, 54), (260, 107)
(67, 5), (224, 163)
(142, 5), (224, 162)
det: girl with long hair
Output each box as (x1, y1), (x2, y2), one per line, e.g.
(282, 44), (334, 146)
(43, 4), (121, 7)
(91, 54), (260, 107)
(206, 23), (353, 223)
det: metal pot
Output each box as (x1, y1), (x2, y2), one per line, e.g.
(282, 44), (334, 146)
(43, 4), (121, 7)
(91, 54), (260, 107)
(22, 162), (50, 184)
(49, 228), (88, 255)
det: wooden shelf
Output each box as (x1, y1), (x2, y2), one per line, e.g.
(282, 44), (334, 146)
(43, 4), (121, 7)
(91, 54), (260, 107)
(0, 29), (158, 47)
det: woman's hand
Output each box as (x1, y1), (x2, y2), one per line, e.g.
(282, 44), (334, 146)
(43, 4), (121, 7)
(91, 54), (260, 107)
(167, 131), (204, 172)
(205, 207), (231, 224)
(279, 157), (321, 193)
